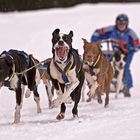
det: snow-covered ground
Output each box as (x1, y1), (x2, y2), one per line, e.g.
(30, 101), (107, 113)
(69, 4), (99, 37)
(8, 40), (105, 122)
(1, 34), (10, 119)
(0, 3), (140, 140)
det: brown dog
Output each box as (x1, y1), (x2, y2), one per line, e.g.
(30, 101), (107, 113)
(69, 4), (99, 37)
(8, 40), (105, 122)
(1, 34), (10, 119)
(38, 58), (55, 108)
(82, 39), (113, 107)
(26, 56), (54, 109)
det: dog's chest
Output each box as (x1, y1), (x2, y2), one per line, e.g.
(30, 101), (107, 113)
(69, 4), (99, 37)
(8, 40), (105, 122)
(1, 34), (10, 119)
(85, 68), (100, 84)
(50, 61), (76, 84)
(10, 74), (19, 89)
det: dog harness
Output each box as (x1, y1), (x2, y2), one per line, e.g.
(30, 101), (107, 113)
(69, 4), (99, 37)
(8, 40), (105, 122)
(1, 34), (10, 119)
(1, 50), (29, 81)
(53, 50), (82, 84)
(87, 53), (101, 76)
(53, 55), (74, 84)
(7, 56), (16, 81)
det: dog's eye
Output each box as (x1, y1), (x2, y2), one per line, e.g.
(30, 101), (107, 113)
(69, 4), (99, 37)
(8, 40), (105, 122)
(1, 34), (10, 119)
(52, 37), (60, 43)
(63, 36), (68, 41)
(115, 56), (121, 61)
(123, 56), (126, 61)
(63, 36), (70, 42)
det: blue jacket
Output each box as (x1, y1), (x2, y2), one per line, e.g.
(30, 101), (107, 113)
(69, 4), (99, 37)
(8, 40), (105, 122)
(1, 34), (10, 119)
(91, 25), (140, 52)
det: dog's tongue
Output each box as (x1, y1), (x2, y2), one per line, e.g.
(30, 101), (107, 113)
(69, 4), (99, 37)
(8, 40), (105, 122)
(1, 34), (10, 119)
(56, 47), (68, 59)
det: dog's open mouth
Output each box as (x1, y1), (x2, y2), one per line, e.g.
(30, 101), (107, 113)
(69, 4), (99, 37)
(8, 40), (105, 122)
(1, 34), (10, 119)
(119, 64), (124, 70)
(85, 58), (95, 66)
(56, 46), (69, 61)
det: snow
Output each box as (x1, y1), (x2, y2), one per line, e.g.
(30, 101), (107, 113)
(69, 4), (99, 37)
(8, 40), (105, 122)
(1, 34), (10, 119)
(0, 3), (140, 140)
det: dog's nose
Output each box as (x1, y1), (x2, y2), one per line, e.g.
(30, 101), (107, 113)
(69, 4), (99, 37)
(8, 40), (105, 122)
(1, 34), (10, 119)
(120, 62), (123, 67)
(87, 55), (93, 62)
(58, 41), (64, 46)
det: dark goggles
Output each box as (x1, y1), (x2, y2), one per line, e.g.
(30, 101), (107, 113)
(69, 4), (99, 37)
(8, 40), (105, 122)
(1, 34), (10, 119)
(117, 20), (127, 24)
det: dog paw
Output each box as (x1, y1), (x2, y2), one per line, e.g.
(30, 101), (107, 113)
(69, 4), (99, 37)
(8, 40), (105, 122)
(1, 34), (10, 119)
(83, 64), (89, 72)
(86, 97), (92, 102)
(73, 114), (79, 118)
(14, 112), (21, 124)
(92, 75), (97, 80)
(97, 98), (103, 104)
(37, 108), (42, 113)
(104, 104), (109, 108)
(56, 112), (65, 120)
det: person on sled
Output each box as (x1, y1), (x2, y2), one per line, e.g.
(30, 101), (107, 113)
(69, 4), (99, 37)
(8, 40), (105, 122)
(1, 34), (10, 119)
(91, 13), (140, 97)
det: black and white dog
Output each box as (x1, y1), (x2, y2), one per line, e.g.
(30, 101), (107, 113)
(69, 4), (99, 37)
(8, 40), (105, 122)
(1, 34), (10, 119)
(111, 50), (126, 98)
(0, 49), (41, 123)
(49, 29), (84, 120)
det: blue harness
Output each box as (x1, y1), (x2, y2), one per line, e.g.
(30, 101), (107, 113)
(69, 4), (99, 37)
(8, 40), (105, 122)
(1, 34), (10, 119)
(53, 50), (82, 84)
(53, 55), (73, 84)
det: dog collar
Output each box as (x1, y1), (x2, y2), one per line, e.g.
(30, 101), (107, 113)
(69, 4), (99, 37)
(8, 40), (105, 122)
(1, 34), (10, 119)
(9, 62), (16, 81)
(7, 55), (16, 82)
(53, 55), (74, 84)
(55, 56), (71, 64)
(93, 53), (101, 67)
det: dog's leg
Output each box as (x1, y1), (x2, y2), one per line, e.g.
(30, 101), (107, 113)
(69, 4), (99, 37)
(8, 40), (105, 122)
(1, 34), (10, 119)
(14, 104), (21, 123)
(33, 86), (41, 113)
(14, 87), (22, 123)
(115, 70), (124, 99)
(20, 84), (25, 109)
(43, 78), (54, 109)
(52, 79), (79, 108)
(56, 103), (66, 120)
(81, 80), (86, 102)
(84, 72), (99, 101)
(97, 93), (103, 104)
(88, 81), (99, 99)
(71, 69), (85, 118)
(104, 92), (109, 107)
(26, 65), (41, 113)
(72, 82), (83, 118)
(34, 96), (41, 113)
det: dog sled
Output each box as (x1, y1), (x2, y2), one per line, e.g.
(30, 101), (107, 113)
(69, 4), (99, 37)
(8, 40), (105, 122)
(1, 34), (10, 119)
(100, 38), (128, 59)
(100, 39), (115, 62)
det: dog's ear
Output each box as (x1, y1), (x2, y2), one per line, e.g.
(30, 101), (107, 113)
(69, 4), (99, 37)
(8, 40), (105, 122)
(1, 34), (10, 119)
(82, 38), (88, 51)
(5, 57), (13, 67)
(82, 38), (88, 45)
(96, 40), (101, 46)
(69, 31), (73, 38)
(52, 28), (60, 36)
(96, 40), (102, 49)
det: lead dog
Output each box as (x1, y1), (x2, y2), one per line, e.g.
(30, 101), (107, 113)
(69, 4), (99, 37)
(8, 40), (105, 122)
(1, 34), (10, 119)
(0, 49), (41, 123)
(49, 29), (84, 120)
(82, 39), (113, 107)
